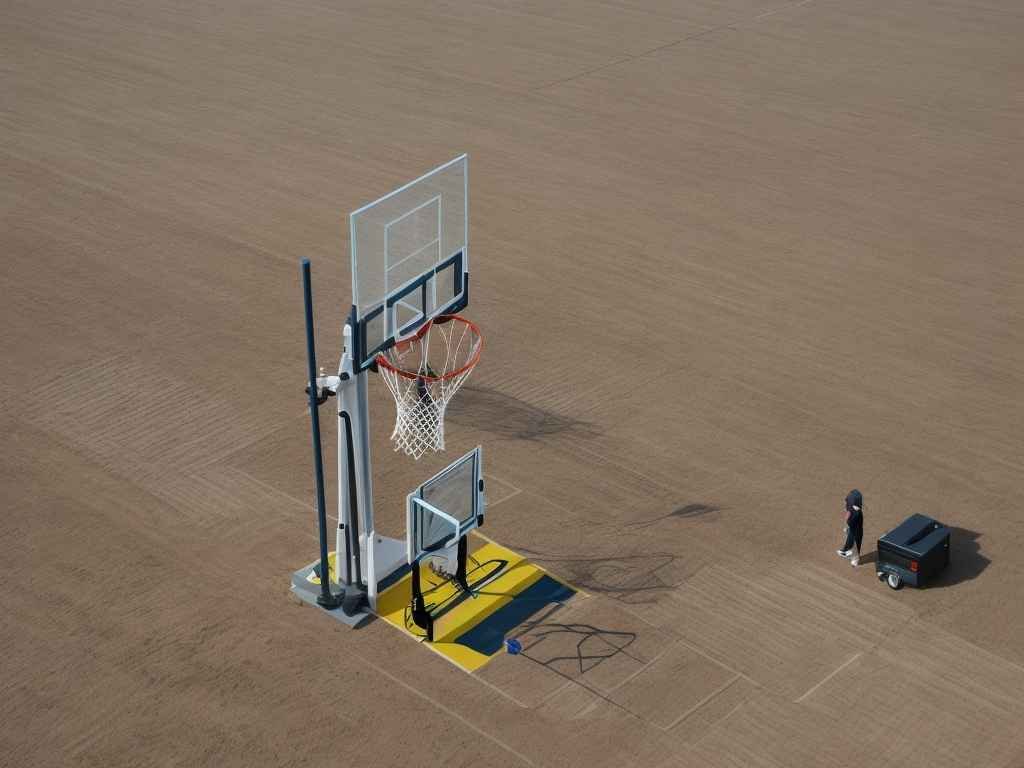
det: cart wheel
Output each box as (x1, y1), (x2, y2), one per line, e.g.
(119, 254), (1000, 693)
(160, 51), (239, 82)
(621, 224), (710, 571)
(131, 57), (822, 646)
(886, 573), (903, 590)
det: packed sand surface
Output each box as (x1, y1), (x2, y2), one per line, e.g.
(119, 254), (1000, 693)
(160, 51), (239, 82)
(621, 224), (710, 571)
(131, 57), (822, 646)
(3, 0), (1024, 765)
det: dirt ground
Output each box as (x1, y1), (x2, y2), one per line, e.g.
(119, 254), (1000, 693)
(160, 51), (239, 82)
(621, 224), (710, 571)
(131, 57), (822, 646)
(3, 0), (1024, 766)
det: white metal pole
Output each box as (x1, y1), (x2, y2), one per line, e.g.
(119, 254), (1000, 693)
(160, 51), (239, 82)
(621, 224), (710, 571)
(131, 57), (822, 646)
(354, 368), (377, 607)
(334, 322), (377, 606)
(336, 324), (358, 587)
(336, 385), (350, 585)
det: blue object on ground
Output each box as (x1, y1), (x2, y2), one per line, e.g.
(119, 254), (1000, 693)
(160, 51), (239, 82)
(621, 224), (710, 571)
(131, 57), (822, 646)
(454, 575), (575, 656)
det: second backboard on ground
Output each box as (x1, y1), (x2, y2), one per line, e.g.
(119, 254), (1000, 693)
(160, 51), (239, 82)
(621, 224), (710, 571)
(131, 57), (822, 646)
(350, 155), (468, 370)
(406, 446), (484, 563)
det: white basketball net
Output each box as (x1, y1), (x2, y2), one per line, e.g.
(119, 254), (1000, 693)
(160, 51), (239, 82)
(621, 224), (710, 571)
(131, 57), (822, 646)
(376, 316), (482, 460)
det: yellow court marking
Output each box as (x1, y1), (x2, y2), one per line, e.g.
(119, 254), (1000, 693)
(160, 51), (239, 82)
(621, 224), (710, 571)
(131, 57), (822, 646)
(303, 551), (340, 586)
(470, 529), (591, 598)
(376, 539), (548, 672)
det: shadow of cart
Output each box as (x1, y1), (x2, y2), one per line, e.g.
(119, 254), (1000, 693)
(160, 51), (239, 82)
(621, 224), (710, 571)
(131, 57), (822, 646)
(930, 527), (989, 588)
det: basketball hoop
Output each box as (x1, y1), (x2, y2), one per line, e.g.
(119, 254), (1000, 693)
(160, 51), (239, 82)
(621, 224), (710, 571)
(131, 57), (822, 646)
(375, 315), (482, 459)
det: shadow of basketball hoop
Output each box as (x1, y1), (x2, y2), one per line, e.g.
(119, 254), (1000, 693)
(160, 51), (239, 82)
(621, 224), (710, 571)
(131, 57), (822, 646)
(517, 605), (639, 676)
(448, 385), (600, 442)
(508, 606), (643, 716)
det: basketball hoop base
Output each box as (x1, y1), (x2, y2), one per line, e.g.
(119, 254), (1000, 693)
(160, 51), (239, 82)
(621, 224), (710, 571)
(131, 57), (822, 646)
(290, 564), (372, 628)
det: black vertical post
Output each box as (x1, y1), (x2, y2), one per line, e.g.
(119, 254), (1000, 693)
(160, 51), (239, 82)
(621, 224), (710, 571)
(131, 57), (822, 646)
(338, 410), (363, 589)
(337, 409), (369, 617)
(455, 535), (470, 593)
(302, 259), (342, 610)
(410, 560), (433, 641)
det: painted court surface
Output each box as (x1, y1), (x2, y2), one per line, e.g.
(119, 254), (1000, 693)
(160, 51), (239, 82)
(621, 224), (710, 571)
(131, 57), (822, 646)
(3, 1), (1024, 766)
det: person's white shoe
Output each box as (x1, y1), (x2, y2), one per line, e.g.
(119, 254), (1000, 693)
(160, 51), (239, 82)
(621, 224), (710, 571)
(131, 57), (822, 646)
(850, 558), (859, 567)
(837, 549), (851, 558)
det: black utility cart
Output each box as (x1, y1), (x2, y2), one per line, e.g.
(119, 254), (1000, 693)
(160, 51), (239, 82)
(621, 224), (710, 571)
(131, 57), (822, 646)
(876, 514), (950, 590)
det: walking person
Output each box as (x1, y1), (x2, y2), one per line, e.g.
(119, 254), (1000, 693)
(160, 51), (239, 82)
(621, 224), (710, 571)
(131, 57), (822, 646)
(837, 489), (864, 566)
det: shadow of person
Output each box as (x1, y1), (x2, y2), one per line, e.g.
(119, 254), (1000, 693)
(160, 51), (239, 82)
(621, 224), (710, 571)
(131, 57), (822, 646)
(857, 550), (878, 566)
(929, 527), (989, 588)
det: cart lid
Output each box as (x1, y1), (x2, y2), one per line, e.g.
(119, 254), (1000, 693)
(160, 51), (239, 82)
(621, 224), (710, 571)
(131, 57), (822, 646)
(878, 514), (949, 558)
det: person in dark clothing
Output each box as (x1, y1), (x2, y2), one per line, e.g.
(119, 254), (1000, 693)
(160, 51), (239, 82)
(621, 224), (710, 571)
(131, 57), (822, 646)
(837, 489), (864, 566)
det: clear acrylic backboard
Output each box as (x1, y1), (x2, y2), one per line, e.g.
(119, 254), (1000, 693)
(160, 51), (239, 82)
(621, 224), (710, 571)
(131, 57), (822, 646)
(350, 155), (469, 370)
(405, 446), (484, 563)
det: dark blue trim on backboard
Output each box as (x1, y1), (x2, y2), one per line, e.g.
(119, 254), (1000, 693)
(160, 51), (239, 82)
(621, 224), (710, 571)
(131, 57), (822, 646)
(357, 301), (386, 368)
(355, 250), (468, 371)
(435, 249), (464, 298)
(347, 305), (362, 374)
(389, 270), (432, 338)
(457, 270), (469, 313)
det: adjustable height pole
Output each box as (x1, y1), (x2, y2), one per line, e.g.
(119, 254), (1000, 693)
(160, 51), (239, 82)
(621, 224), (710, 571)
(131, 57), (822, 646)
(336, 323), (353, 589)
(301, 259), (342, 610)
(338, 408), (367, 616)
(336, 313), (379, 609)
